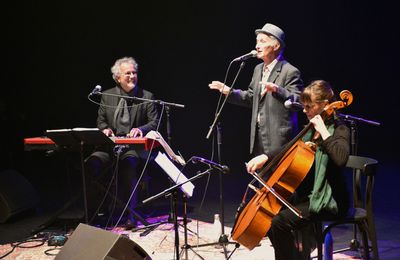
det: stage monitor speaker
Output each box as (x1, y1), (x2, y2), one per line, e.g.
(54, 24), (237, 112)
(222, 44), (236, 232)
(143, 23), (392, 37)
(55, 223), (152, 260)
(0, 169), (39, 223)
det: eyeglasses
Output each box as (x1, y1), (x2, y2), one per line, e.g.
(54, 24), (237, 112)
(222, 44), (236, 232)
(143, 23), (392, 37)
(303, 103), (317, 110)
(302, 100), (328, 110)
(123, 71), (137, 77)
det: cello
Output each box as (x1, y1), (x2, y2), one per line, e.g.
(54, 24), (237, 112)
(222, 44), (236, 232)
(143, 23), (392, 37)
(231, 90), (353, 250)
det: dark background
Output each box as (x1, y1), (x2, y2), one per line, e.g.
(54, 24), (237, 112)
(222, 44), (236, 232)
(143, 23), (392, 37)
(1, 0), (399, 224)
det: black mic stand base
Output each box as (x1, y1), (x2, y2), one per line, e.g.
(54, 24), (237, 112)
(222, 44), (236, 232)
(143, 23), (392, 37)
(130, 186), (191, 237)
(131, 215), (192, 237)
(190, 237), (238, 257)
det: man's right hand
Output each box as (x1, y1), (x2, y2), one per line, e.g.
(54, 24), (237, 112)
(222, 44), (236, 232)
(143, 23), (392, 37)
(102, 128), (115, 137)
(208, 81), (231, 95)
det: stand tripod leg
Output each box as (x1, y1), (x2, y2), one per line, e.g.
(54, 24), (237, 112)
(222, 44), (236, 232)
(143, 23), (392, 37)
(133, 216), (192, 237)
(179, 195), (205, 260)
(127, 207), (149, 226)
(172, 191), (179, 260)
(80, 142), (89, 224)
(218, 161), (230, 258)
(179, 245), (205, 260)
(182, 195), (189, 260)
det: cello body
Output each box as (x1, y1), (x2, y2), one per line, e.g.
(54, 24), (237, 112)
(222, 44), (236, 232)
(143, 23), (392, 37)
(231, 140), (315, 250)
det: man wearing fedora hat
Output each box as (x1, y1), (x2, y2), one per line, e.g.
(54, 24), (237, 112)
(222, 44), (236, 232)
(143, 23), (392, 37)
(209, 22), (303, 170)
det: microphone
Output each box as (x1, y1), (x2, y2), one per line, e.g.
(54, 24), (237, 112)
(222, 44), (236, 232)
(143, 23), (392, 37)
(284, 99), (303, 111)
(192, 156), (230, 173)
(232, 50), (257, 62)
(89, 85), (102, 96)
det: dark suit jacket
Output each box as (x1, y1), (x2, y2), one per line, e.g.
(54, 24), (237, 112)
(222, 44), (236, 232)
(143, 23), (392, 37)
(97, 86), (159, 136)
(228, 58), (303, 157)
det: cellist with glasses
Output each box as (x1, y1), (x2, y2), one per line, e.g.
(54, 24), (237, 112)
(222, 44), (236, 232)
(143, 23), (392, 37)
(246, 80), (351, 260)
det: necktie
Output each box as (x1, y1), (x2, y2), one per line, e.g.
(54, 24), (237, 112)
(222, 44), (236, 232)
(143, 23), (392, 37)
(260, 65), (269, 97)
(115, 98), (130, 136)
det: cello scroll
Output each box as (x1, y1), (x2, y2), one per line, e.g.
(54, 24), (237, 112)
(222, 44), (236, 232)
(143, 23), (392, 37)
(324, 90), (353, 116)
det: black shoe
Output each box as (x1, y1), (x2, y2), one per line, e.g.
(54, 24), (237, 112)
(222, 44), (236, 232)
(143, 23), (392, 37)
(122, 218), (137, 230)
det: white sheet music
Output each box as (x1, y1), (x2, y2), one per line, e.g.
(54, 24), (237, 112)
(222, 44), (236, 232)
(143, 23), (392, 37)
(145, 130), (185, 165)
(154, 152), (194, 198)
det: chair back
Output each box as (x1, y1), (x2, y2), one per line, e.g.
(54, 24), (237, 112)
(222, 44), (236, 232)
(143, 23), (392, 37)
(345, 155), (378, 214)
(314, 155), (379, 260)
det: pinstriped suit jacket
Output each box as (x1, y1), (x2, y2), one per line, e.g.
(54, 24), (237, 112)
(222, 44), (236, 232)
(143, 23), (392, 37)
(228, 58), (303, 157)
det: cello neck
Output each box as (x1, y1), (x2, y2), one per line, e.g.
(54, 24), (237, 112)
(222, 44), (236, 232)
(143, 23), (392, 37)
(257, 90), (353, 179)
(257, 122), (313, 178)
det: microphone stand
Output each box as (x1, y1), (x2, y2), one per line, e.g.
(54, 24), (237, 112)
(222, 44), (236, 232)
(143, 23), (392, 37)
(165, 106), (175, 222)
(335, 113), (380, 253)
(206, 61), (245, 139)
(199, 61), (247, 259)
(94, 91), (185, 109)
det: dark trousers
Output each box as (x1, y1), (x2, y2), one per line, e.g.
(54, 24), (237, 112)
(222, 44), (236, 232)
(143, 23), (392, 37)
(253, 123), (265, 157)
(268, 202), (315, 260)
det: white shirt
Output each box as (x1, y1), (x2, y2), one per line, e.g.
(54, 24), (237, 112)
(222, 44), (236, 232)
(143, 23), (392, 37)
(257, 58), (279, 123)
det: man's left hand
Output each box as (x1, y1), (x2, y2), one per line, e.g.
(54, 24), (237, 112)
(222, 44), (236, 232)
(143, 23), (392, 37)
(127, 128), (143, 138)
(259, 81), (278, 97)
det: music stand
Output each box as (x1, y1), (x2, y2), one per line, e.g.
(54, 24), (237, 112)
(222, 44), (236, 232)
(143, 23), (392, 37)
(137, 156), (210, 260)
(45, 129), (79, 147)
(132, 132), (187, 236)
(46, 128), (115, 224)
(132, 151), (192, 234)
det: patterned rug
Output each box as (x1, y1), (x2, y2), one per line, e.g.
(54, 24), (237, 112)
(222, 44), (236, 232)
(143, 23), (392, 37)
(0, 215), (363, 259)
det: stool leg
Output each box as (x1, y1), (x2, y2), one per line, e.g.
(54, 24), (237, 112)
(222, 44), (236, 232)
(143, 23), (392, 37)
(359, 222), (370, 260)
(314, 222), (323, 260)
(367, 216), (380, 260)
